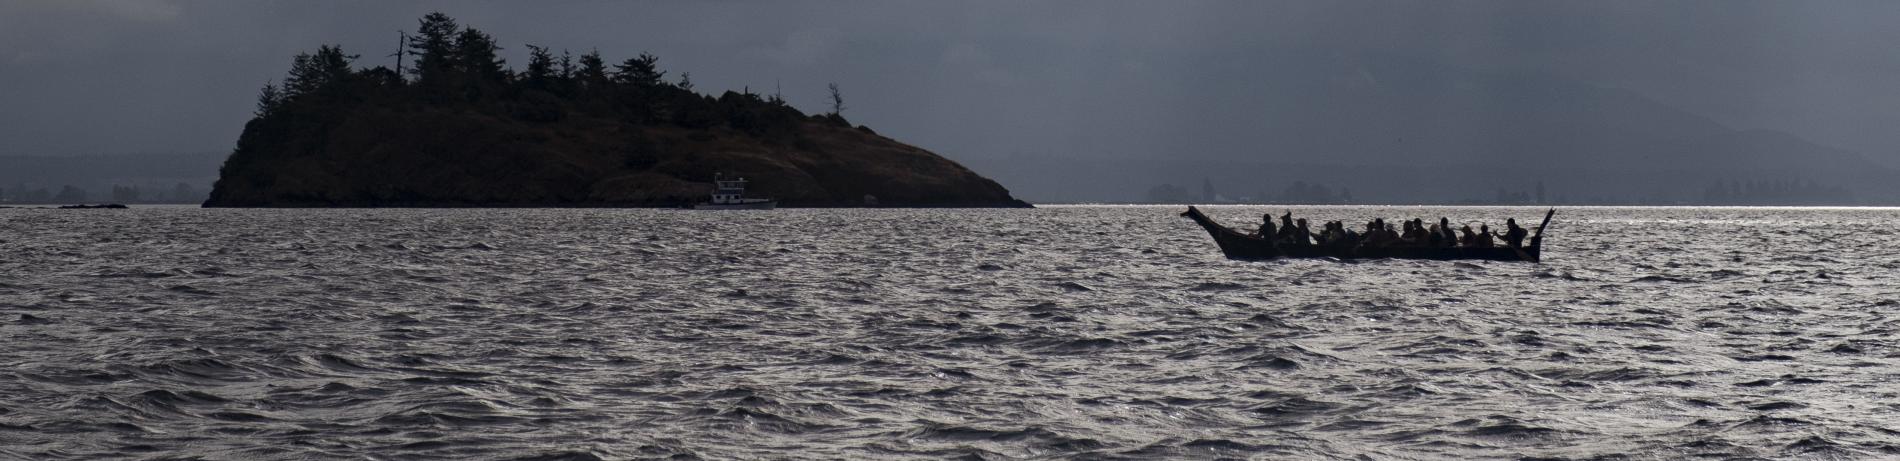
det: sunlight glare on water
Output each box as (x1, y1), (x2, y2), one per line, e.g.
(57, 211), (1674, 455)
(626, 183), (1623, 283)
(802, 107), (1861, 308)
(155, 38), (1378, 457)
(3, 205), (1899, 459)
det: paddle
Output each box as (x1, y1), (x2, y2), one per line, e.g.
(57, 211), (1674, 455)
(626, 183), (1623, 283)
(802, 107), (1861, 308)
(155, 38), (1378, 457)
(1529, 208), (1555, 248)
(1512, 208), (1555, 262)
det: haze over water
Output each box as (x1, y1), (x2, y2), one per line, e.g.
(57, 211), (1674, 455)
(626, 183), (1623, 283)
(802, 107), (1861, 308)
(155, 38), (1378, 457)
(3, 206), (1898, 459)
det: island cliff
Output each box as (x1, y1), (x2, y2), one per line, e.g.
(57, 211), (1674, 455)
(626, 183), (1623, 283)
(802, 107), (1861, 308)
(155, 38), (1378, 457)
(206, 13), (1027, 208)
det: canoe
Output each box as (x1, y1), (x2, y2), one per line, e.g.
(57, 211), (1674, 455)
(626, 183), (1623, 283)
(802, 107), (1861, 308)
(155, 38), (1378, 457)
(1181, 206), (1553, 262)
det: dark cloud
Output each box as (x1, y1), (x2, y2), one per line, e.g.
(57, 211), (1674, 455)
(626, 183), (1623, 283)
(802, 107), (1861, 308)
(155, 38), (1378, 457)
(4, 1), (1899, 199)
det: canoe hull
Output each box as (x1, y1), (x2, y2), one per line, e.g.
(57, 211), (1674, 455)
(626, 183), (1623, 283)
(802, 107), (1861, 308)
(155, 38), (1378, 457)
(1182, 206), (1546, 262)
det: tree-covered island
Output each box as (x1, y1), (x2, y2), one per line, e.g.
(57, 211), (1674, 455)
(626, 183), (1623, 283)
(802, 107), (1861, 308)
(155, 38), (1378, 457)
(206, 13), (1027, 208)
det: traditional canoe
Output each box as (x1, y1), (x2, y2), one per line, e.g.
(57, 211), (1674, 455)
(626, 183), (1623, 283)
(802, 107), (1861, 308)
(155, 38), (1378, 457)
(1181, 206), (1553, 262)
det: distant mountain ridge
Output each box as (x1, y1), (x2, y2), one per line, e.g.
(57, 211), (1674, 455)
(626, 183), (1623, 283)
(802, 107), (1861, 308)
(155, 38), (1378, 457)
(0, 153), (223, 184)
(0, 153), (221, 203)
(983, 51), (1899, 204)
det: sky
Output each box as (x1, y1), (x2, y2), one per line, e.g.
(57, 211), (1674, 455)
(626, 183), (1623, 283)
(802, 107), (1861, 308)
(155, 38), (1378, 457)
(5, 1), (1900, 199)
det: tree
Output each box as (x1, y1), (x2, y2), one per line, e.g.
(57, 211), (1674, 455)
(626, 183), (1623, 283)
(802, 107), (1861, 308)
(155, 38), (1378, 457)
(523, 44), (556, 89)
(827, 82), (845, 115)
(612, 52), (665, 87)
(558, 50), (574, 78)
(55, 185), (87, 202)
(407, 12), (459, 83)
(576, 49), (609, 92)
(677, 71), (693, 91)
(283, 45), (356, 100)
(111, 185), (140, 202)
(389, 30), (408, 77)
(357, 65), (404, 88)
(453, 27), (506, 83)
(255, 81), (282, 117)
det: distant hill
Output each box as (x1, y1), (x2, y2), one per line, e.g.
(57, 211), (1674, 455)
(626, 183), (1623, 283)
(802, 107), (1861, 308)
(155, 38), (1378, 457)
(983, 51), (1900, 205)
(207, 13), (1025, 208)
(0, 153), (220, 203)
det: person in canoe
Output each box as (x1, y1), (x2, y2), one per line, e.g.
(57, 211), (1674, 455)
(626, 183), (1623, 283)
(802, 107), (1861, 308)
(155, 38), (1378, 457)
(1257, 214), (1276, 239)
(1363, 219), (1387, 247)
(1376, 219), (1402, 247)
(1475, 224), (1496, 248)
(1325, 221), (1359, 247)
(1293, 218), (1316, 245)
(1275, 211), (1298, 242)
(1495, 218), (1529, 248)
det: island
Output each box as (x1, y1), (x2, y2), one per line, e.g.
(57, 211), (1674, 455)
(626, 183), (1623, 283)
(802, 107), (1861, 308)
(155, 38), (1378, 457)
(205, 13), (1027, 208)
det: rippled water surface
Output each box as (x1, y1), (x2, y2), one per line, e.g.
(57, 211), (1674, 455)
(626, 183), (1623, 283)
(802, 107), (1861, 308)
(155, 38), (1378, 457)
(5, 205), (1900, 460)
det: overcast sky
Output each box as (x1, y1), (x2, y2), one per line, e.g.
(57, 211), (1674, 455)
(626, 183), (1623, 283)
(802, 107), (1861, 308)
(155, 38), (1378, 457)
(6, 0), (1900, 173)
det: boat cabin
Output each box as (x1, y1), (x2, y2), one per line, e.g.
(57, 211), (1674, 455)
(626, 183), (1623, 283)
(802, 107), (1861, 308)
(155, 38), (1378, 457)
(711, 174), (751, 205)
(695, 173), (777, 209)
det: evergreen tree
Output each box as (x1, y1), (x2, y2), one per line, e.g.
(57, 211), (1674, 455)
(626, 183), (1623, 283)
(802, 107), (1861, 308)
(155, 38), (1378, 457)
(55, 185), (87, 202)
(612, 52), (665, 87)
(111, 185), (140, 202)
(558, 50), (575, 79)
(356, 66), (404, 88)
(523, 44), (556, 90)
(453, 27), (507, 83)
(677, 72), (694, 91)
(576, 50), (609, 92)
(283, 45), (356, 100)
(407, 12), (459, 83)
(255, 81), (283, 117)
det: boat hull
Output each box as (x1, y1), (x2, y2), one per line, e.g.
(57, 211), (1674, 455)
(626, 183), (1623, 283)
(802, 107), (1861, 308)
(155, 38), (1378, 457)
(1181, 206), (1548, 262)
(693, 200), (778, 210)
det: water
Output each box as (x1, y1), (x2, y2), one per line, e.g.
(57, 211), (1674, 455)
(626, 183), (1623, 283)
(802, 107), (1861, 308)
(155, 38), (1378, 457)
(3, 205), (1899, 460)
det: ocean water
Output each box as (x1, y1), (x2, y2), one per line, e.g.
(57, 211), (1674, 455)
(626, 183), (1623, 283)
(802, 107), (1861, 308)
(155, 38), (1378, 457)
(3, 205), (1899, 460)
